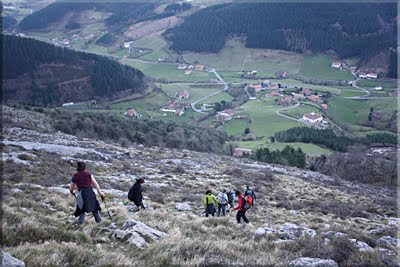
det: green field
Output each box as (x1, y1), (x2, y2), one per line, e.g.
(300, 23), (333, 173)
(135, 32), (170, 61)
(231, 98), (302, 138)
(276, 79), (342, 95)
(197, 92), (234, 106)
(357, 79), (398, 90)
(183, 39), (304, 73)
(160, 83), (223, 103)
(328, 97), (397, 125)
(281, 104), (321, 119)
(340, 90), (366, 97)
(121, 59), (214, 82)
(110, 92), (169, 111)
(222, 118), (250, 136)
(299, 54), (355, 81)
(236, 140), (332, 155)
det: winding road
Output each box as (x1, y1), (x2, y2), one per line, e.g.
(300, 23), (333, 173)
(190, 68), (229, 113)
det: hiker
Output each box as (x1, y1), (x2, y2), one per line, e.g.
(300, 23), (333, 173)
(232, 190), (250, 223)
(244, 185), (256, 208)
(216, 189), (228, 217)
(203, 190), (218, 217)
(128, 178), (145, 210)
(70, 162), (104, 225)
(227, 190), (236, 211)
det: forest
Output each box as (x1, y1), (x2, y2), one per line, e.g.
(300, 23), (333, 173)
(274, 127), (397, 152)
(255, 146), (306, 168)
(48, 109), (228, 153)
(3, 35), (144, 106)
(165, 3), (397, 75)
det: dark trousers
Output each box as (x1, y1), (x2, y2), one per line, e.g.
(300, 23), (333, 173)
(217, 204), (226, 217)
(236, 210), (249, 223)
(78, 211), (101, 225)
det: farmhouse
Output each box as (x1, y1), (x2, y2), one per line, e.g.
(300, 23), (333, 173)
(358, 72), (367, 78)
(275, 70), (288, 78)
(292, 93), (305, 100)
(321, 104), (328, 109)
(307, 95), (322, 103)
(177, 90), (190, 99)
(188, 65), (194, 70)
(303, 112), (323, 124)
(175, 109), (185, 116)
(233, 148), (252, 157)
(195, 64), (205, 71)
(184, 70), (192, 75)
(202, 103), (214, 110)
(277, 96), (294, 106)
(268, 83), (279, 90)
(162, 102), (178, 112)
(302, 88), (312, 96)
(331, 62), (341, 69)
(374, 86), (383, 91)
(216, 109), (235, 123)
(367, 73), (378, 79)
(124, 109), (140, 118)
(178, 64), (187, 70)
(250, 84), (263, 92)
(266, 91), (280, 97)
(62, 102), (74, 107)
(123, 41), (134, 48)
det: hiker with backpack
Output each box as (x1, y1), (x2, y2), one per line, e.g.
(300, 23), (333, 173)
(216, 189), (228, 217)
(203, 190), (218, 217)
(128, 178), (145, 210)
(227, 190), (236, 211)
(244, 185), (256, 208)
(69, 162), (104, 225)
(232, 190), (250, 224)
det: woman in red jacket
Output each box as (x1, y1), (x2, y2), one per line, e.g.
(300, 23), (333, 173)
(232, 190), (249, 223)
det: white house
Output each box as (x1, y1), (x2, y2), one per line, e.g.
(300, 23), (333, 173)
(374, 86), (383, 91)
(123, 41), (134, 48)
(367, 73), (378, 79)
(331, 62), (341, 69)
(303, 112), (323, 124)
(62, 102), (74, 107)
(358, 72), (367, 78)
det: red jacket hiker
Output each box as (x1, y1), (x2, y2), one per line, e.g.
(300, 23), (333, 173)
(233, 194), (245, 211)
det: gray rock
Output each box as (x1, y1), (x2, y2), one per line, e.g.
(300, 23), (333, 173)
(289, 257), (338, 267)
(1, 250), (25, 267)
(350, 239), (373, 251)
(112, 229), (131, 241)
(278, 223), (316, 240)
(378, 236), (399, 247)
(273, 239), (295, 245)
(322, 231), (348, 240)
(175, 202), (192, 211)
(255, 227), (266, 238)
(127, 232), (148, 248)
(204, 252), (236, 266)
(109, 223), (118, 230)
(123, 219), (166, 241)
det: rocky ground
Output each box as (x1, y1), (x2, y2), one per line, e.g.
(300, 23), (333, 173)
(2, 106), (399, 266)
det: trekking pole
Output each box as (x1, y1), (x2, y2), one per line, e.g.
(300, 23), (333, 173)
(101, 195), (113, 221)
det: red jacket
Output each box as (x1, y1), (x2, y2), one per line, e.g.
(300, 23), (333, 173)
(234, 194), (245, 211)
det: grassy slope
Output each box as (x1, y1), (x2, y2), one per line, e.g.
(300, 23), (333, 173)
(299, 54), (354, 81)
(183, 39), (304, 74)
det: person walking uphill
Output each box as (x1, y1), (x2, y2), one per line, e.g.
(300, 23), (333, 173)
(128, 178), (145, 210)
(70, 162), (104, 225)
(232, 190), (249, 224)
(216, 189), (228, 217)
(203, 190), (218, 217)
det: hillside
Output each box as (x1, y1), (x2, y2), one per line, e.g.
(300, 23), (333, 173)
(2, 106), (398, 266)
(164, 3), (397, 77)
(3, 35), (145, 106)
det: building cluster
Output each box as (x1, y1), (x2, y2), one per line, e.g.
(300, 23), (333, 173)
(358, 72), (378, 79)
(215, 109), (236, 124)
(177, 64), (205, 75)
(161, 101), (190, 117)
(250, 80), (280, 92)
(124, 108), (141, 118)
(302, 112), (323, 124)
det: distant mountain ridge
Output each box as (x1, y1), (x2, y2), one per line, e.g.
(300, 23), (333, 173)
(3, 35), (145, 106)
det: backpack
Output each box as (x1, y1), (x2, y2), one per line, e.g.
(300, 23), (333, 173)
(243, 195), (253, 210)
(128, 185), (135, 201)
(217, 193), (227, 205)
(245, 189), (255, 199)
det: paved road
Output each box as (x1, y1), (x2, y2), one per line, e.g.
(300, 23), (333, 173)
(191, 68), (229, 113)
(274, 100), (323, 129)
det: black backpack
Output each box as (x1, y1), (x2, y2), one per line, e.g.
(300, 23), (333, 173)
(128, 185), (135, 201)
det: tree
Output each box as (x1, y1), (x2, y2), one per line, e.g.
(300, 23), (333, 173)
(244, 128), (250, 134)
